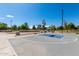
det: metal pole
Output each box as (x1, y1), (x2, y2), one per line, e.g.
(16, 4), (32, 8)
(10, 19), (12, 31)
(61, 8), (64, 34)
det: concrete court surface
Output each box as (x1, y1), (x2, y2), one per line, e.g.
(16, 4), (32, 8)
(0, 32), (16, 56)
(0, 32), (39, 56)
(9, 33), (79, 56)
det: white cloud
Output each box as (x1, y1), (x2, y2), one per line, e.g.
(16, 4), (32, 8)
(6, 14), (14, 18)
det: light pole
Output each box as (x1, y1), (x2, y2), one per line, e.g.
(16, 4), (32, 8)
(61, 8), (64, 34)
(6, 14), (14, 31)
(10, 19), (13, 31)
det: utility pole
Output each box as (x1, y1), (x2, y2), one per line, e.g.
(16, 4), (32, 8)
(10, 19), (13, 31)
(61, 8), (64, 34)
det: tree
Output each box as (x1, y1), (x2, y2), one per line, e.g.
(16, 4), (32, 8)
(42, 19), (46, 26)
(18, 26), (21, 30)
(42, 19), (46, 30)
(24, 22), (29, 29)
(12, 25), (17, 30)
(32, 25), (36, 30)
(0, 23), (7, 30)
(63, 21), (69, 32)
(37, 25), (42, 30)
(42, 25), (46, 30)
(20, 22), (29, 30)
(64, 21), (68, 30)
(76, 25), (79, 29)
(67, 23), (75, 30)
(48, 25), (56, 30)
(57, 26), (63, 30)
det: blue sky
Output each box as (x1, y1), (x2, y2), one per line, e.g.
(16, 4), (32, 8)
(0, 3), (79, 27)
